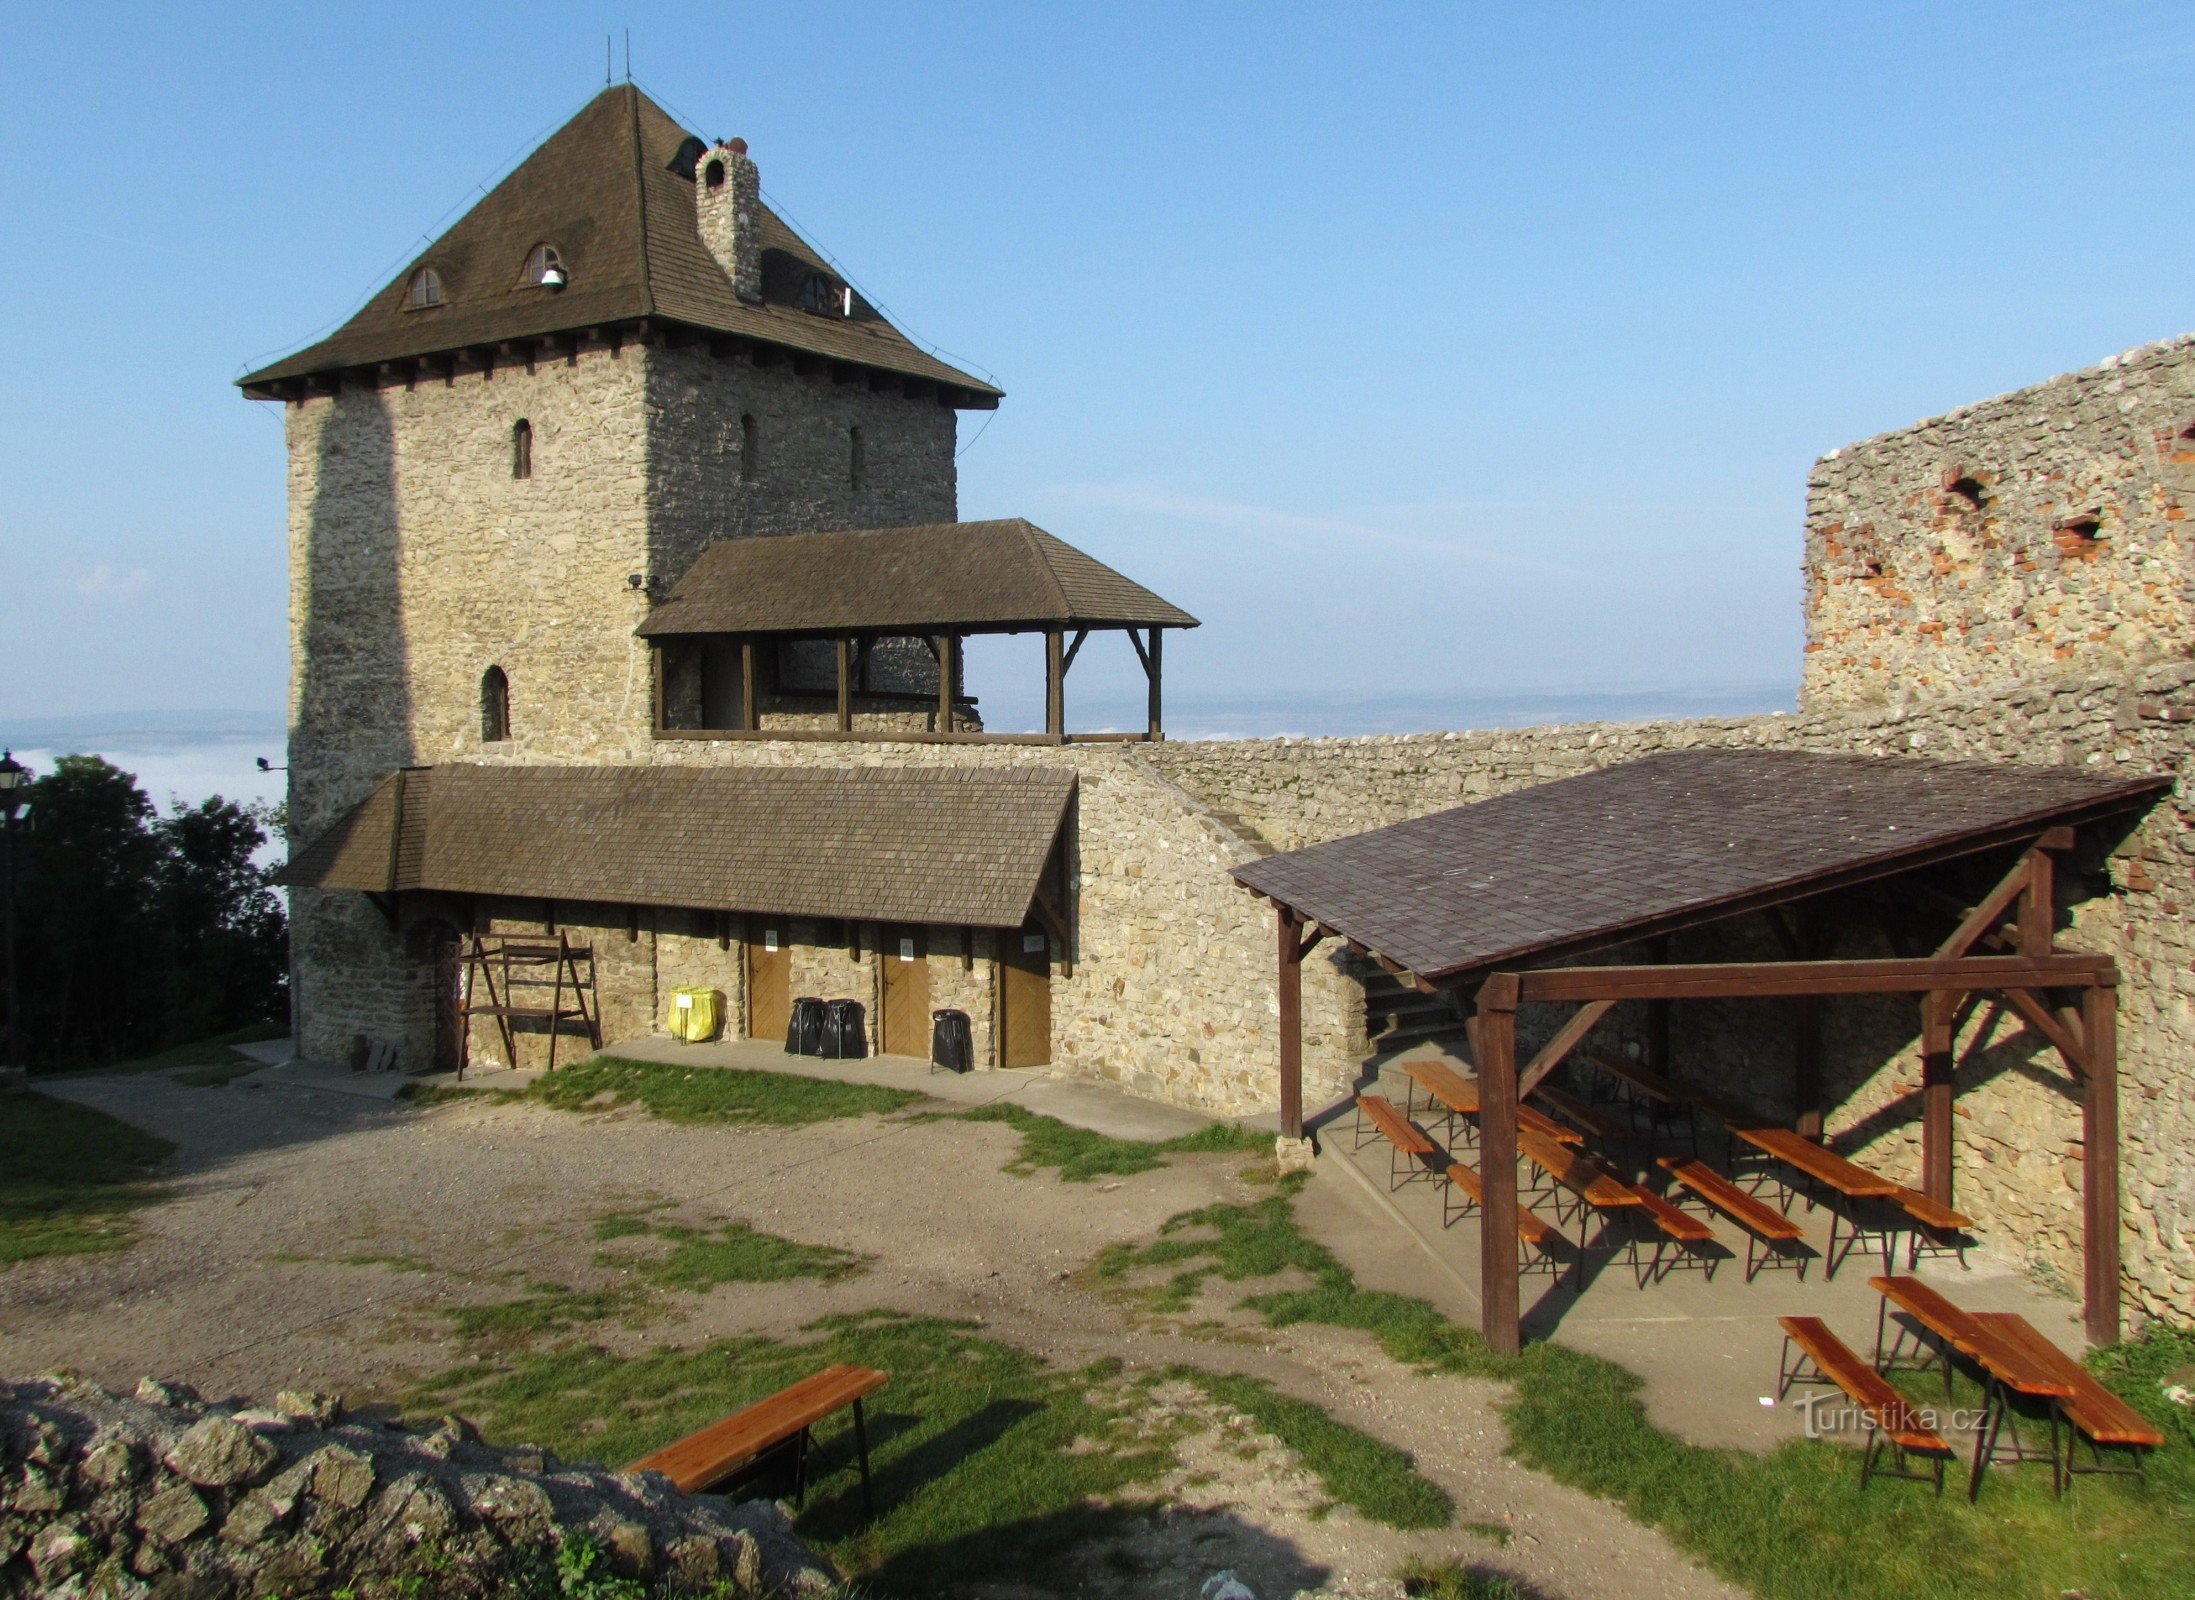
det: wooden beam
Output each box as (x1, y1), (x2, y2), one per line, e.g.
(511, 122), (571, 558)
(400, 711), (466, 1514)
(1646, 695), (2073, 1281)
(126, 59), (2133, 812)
(1045, 631), (1065, 741)
(1147, 628), (1163, 741)
(935, 635), (956, 733)
(1937, 847), (2044, 960)
(2081, 982), (2121, 1346)
(1517, 999), (1615, 1098)
(1477, 986), (1522, 1358)
(2000, 987), (2089, 1074)
(2020, 834), (2066, 956)
(1278, 908), (1304, 1139)
(1060, 628), (1090, 674)
(1511, 952), (2115, 1003)
(835, 639), (852, 733)
(739, 639), (758, 731)
(1921, 991), (1955, 1205)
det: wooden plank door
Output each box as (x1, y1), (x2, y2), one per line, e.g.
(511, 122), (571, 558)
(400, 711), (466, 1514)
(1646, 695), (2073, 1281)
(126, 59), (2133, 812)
(1000, 922), (1052, 1068)
(880, 926), (930, 1057)
(747, 923), (790, 1043)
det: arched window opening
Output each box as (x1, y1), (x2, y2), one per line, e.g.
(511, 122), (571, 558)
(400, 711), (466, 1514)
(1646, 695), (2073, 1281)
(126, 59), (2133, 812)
(704, 158), (725, 190)
(848, 425), (866, 491)
(512, 419), (533, 480)
(406, 267), (443, 309)
(481, 666), (511, 743)
(740, 413), (758, 483)
(521, 243), (566, 289)
(1946, 475), (1987, 509)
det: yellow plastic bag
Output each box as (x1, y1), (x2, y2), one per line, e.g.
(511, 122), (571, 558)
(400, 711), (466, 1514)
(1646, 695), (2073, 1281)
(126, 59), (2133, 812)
(667, 986), (723, 1042)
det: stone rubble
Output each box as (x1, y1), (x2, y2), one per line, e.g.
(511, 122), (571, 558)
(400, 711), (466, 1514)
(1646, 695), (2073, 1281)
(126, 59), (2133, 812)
(0, 1374), (841, 1598)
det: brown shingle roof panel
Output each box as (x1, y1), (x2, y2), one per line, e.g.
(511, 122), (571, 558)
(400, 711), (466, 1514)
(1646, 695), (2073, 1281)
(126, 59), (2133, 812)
(284, 763), (1075, 929)
(1233, 750), (2170, 980)
(240, 86), (999, 399)
(637, 519), (1199, 637)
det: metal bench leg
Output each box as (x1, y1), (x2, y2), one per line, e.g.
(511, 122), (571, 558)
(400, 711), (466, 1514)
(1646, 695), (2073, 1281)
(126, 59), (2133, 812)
(1967, 1385), (2002, 1503)
(853, 1398), (874, 1522)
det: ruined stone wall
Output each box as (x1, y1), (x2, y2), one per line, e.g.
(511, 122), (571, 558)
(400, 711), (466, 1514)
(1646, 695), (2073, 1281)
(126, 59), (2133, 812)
(1142, 667), (2195, 1328)
(1802, 334), (2195, 710)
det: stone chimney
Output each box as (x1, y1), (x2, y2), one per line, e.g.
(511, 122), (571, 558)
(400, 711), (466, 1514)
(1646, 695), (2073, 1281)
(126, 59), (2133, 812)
(696, 138), (763, 303)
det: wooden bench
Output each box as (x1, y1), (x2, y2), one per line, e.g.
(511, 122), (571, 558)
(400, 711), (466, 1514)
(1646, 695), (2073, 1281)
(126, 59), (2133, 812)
(1516, 1126), (1643, 1246)
(1971, 1312), (2165, 1488)
(1398, 1058), (1582, 1148)
(1441, 1162), (1566, 1278)
(1885, 1186), (1975, 1270)
(1659, 1156), (1808, 1281)
(1776, 1316), (1953, 1494)
(1530, 1084), (1631, 1153)
(1354, 1094), (1437, 1188)
(1731, 1125), (1903, 1275)
(1622, 1183), (1719, 1285)
(627, 1364), (888, 1515)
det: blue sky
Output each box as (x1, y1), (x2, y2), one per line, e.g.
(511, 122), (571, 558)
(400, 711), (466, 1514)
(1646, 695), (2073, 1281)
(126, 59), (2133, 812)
(7, 2), (2195, 734)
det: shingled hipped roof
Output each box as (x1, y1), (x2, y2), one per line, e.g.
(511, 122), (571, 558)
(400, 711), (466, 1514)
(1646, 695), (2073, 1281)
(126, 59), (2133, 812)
(636, 519), (1200, 637)
(1234, 750), (2169, 982)
(240, 86), (998, 401)
(283, 763), (1075, 929)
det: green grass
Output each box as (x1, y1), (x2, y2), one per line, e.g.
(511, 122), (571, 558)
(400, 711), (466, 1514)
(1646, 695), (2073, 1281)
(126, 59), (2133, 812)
(593, 1212), (868, 1290)
(1176, 1366), (1452, 1529)
(415, 1311), (1185, 1594)
(446, 1282), (651, 1347)
(1099, 1178), (2195, 1600)
(431, 1055), (927, 1127)
(1395, 1555), (1532, 1600)
(940, 1101), (1270, 1182)
(62, 1019), (287, 1078)
(0, 1093), (173, 1264)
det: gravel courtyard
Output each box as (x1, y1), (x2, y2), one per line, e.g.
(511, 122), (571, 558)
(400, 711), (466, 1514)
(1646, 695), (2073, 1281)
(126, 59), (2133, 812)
(0, 1068), (1746, 1600)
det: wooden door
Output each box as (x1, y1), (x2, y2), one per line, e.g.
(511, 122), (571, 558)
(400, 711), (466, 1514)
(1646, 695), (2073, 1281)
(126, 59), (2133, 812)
(1000, 922), (1052, 1068)
(880, 926), (929, 1057)
(747, 924), (790, 1043)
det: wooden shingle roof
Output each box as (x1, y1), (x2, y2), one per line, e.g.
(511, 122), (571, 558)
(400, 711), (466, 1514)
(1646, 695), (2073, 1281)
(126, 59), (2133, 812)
(283, 763), (1075, 928)
(239, 86), (998, 401)
(1234, 750), (2169, 982)
(636, 520), (1200, 637)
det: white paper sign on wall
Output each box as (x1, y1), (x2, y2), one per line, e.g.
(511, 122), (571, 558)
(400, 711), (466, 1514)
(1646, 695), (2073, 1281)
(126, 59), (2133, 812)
(899, 938), (916, 962)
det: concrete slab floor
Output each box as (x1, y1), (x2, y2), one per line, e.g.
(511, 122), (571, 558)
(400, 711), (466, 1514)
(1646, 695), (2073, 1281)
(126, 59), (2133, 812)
(1311, 1063), (2089, 1458)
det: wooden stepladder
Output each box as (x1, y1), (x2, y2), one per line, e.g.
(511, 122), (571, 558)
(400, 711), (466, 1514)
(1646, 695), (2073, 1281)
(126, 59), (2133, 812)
(456, 931), (600, 1076)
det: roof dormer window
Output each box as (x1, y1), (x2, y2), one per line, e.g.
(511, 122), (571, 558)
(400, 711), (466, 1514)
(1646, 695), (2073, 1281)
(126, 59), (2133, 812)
(796, 272), (852, 318)
(405, 267), (443, 309)
(522, 244), (566, 290)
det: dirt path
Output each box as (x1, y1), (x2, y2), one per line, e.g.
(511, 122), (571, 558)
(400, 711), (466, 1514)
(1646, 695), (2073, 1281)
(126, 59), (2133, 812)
(0, 1075), (1747, 1600)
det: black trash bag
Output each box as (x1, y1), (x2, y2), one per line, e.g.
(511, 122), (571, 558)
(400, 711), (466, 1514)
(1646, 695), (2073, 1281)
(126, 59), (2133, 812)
(822, 998), (867, 1060)
(788, 996), (826, 1056)
(930, 1008), (973, 1073)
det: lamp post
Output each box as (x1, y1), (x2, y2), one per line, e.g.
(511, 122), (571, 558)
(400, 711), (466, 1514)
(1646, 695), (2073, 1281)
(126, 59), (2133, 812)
(0, 750), (27, 1073)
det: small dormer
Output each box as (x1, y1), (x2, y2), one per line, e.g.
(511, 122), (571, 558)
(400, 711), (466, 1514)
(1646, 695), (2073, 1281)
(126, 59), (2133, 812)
(695, 138), (763, 303)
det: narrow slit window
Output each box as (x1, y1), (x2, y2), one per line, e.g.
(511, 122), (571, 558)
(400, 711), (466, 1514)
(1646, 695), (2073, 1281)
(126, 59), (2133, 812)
(740, 413), (758, 483)
(512, 419), (533, 480)
(481, 666), (511, 742)
(849, 425), (865, 491)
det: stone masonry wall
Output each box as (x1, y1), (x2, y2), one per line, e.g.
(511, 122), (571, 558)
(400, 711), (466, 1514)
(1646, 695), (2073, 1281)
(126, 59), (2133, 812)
(1141, 666), (2195, 1328)
(1803, 333), (2195, 710)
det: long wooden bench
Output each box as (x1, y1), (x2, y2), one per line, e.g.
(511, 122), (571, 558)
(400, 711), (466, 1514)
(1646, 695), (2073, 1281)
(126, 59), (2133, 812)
(1622, 1183), (1718, 1284)
(1885, 1185), (1976, 1270)
(1971, 1312), (2166, 1486)
(627, 1364), (888, 1515)
(1776, 1316), (1953, 1494)
(1530, 1084), (1631, 1152)
(1397, 1058), (1582, 1148)
(1659, 1156), (1809, 1282)
(1440, 1162), (1566, 1278)
(1354, 1094), (1437, 1188)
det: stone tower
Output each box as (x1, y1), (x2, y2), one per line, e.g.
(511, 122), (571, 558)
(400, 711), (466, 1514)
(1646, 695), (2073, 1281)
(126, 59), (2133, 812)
(241, 86), (1001, 1057)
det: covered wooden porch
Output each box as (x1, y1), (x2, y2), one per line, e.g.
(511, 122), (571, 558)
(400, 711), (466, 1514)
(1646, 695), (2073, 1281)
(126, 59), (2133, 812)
(1235, 751), (2168, 1355)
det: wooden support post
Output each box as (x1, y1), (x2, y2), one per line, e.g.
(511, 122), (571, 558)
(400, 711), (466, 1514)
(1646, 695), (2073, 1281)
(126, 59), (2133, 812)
(1045, 630), (1065, 741)
(1147, 627), (1163, 741)
(835, 639), (852, 733)
(1644, 936), (1671, 1081)
(935, 636), (956, 733)
(2020, 841), (2059, 956)
(1277, 908), (1304, 1139)
(739, 639), (758, 732)
(1794, 996), (1824, 1142)
(649, 643), (665, 732)
(1920, 991), (1955, 1205)
(2081, 981), (2121, 1346)
(1477, 976), (1523, 1357)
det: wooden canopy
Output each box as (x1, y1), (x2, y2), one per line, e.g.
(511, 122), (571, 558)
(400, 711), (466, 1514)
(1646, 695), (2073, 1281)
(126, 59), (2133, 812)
(1235, 751), (2170, 1354)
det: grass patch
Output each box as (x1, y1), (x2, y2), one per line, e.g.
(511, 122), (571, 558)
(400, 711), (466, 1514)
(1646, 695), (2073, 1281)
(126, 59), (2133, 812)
(497, 1056), (924, 1127)
(415, 1310), (1182, 1593)
(170, 1056), (267, 1088)
(594, 1213), (868, 1290)
(0, 1093), (173, 1264)
(1101, 1181), (2195, 1600)
(1177, 1366), (1451, 1529)
(1396, 1555), (1531, 1600)
(446, 1282), (651, 1347)
(62, 1019), (286, 1078)
(943, 1101), (1269, 1182)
